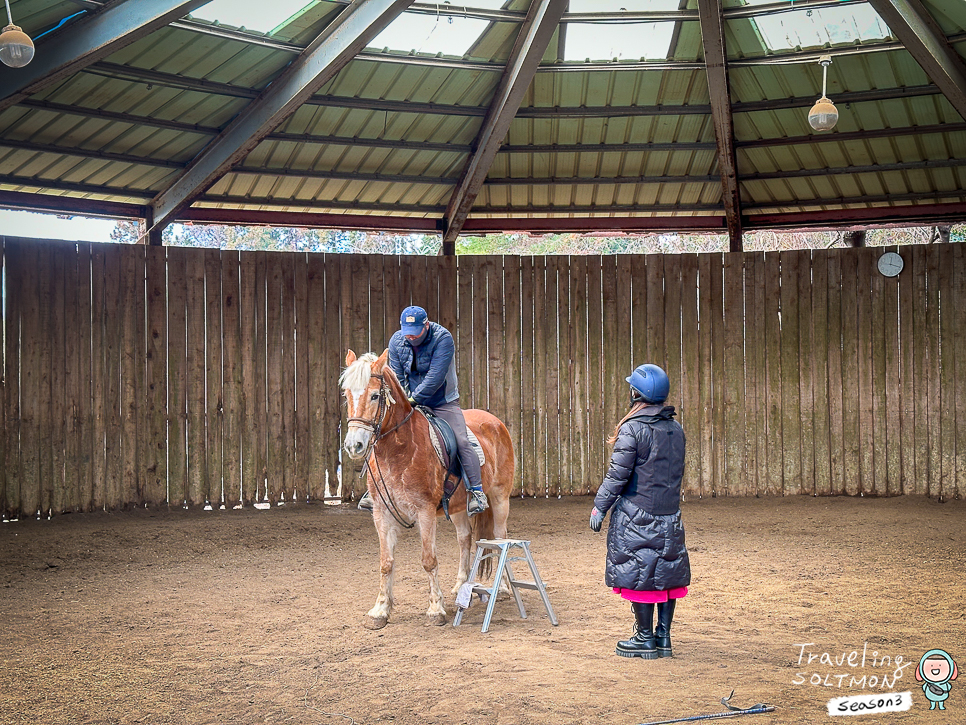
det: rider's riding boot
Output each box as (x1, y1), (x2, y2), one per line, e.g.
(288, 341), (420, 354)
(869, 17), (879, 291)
(357, 490), (374, 511)
(616, 602), (659, 659)
(466, 485), (488, 517)
(655, 599), (676, 657)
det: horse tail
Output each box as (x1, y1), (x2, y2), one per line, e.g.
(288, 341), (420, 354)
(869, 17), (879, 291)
(471, 506), (496, 579)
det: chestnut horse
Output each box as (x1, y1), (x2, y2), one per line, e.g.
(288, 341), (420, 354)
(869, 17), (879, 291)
(341, 349), (515, 629)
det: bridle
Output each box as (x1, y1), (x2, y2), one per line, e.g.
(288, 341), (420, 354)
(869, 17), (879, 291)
(346, 371), (416, 527)
(346, 373), (393, 454)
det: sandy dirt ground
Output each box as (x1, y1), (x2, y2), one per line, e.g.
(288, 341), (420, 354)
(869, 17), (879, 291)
(1, 494), (965, 725)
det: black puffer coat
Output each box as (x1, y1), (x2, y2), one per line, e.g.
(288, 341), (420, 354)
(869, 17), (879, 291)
(594, 405), (691, 592)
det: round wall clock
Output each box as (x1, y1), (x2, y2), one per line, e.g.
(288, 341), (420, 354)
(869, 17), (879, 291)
(877, 251), (904, 277)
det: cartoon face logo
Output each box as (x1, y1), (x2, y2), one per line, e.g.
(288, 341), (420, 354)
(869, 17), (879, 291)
(916, 649), (958, 711)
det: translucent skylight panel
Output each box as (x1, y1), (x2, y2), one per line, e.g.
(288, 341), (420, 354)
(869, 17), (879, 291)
(564, 22), (675, 61)
(568, 0), (683, 11)
(446, 0), (510, 7)
(191, 0), (313, 33)
(367, 13), (490, 56)
(752, 5), (891, 51)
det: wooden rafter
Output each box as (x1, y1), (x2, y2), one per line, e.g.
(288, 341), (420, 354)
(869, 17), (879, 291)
(866, 0), (966, 121)
(147, 0), (415, 243)
(439, 0), (568, 254)
(697, 0), (743, 252)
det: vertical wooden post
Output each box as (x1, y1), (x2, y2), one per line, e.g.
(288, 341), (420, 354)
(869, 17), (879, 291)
(763, 252), (784, 496)
(293, 253), (310, 503)
(840, 251), (860, 496)
(503, 255), (523, 495)
(166, 247), (189, 508)
(779, 251), (802, 496)
(222, 251), (242, 508)
(266, 253), (285, 505)
(679, 254), (701, 499)
(826, 250), (845, 495)
(722, 252), (745, 497)
(204, 249), (223, 508)
(855, 249), (876, 496)
(555, 256), (572, 495)
(50, 244), (67, 514)
(118, 244), (142, 508)
(185, 248), (207, 507)
(144, 245), (168, 506)
(519, 256), (536, 497)
(100, 246), (122, 510)
(812, 251), (832, 497)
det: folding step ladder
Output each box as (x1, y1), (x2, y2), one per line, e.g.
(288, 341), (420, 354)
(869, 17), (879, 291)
(452, 538), (558, 633)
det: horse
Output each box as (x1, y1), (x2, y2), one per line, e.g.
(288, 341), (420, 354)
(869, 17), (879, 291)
(341, 349), (515, 629)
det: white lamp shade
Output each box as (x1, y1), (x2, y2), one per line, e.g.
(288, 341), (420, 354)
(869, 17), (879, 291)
(0, 24), (34, 68)
(808, 97), (838, 132)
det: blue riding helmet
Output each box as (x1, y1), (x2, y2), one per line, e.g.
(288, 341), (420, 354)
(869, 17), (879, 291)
(626, 364), (670, 404)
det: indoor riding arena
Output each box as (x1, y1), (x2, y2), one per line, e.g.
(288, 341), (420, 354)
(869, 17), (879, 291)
(2, 2), (965, 725)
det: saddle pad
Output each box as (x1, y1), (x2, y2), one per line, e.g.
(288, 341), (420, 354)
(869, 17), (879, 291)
(466, 428), (485, 466)
(425, 414), (486, 468)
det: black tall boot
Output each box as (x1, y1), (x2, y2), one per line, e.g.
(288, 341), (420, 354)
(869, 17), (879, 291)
(655, 599), (676, 657)
(616, 602), (658, 659)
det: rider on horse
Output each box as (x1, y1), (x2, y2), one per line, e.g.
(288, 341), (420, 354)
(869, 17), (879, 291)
(358, 306), (489, 517)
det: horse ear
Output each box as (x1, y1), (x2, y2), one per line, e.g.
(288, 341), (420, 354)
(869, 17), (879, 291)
(375, 348), (390, 370)
(346, 349), (357, 365)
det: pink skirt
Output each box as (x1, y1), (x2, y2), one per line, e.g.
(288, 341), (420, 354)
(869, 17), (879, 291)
(614, 587), (688, 603)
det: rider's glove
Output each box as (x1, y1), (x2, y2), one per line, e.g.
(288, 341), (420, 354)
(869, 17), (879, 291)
(589, 507), (605, 533)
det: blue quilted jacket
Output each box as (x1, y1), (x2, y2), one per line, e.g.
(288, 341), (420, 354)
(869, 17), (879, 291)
(387, 322), (459, 408)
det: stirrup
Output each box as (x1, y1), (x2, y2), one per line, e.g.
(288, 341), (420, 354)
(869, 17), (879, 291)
(357, 490), (373, 511)
(466, 488), (488, 517)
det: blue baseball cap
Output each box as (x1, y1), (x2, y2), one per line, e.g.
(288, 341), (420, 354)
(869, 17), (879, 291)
(400, 305), (428, 335)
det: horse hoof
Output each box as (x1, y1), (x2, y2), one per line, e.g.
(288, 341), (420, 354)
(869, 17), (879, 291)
(427, 613), (448, 626)
(364, 616), (388, 630)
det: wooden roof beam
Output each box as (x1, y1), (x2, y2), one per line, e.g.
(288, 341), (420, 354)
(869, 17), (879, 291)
(439, 0), (568, 254)
(697, 0), (743, 252)
(866, 0), (966, 122)
(0, 0), (211, 115)
(147, 0), (414, 243)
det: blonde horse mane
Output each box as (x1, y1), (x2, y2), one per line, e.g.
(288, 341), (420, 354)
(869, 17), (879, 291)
(340, 352), (379, 390)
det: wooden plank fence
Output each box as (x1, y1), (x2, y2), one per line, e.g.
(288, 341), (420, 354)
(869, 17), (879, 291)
(0, 237), (963, 518)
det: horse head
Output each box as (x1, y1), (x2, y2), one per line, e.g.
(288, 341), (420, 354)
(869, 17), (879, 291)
(341, 348), (403, 460)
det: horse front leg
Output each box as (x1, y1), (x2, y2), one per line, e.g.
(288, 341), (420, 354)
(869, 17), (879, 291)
(365, 511), (398, 630)
(417, 509), (447, 625)
(450, 511), (474, 595)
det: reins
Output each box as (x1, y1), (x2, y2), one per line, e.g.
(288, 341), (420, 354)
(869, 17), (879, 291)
(348, 372), (416, 528)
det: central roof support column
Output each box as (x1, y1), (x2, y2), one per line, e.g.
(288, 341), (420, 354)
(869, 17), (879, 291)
(866, 0), (966, 121)
(439, 0), (568, 255)
(148, 0), (414, 237)
(144, 206), (163, 246)
(697, 0), (743, 252)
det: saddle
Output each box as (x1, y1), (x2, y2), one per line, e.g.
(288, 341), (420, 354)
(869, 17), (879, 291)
(416, 406), (486, 520)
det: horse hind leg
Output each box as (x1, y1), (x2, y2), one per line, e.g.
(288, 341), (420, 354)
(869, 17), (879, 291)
(418, 510), (448, 626)
(365, 517), (398, 630)
(491, 493), (510, 540)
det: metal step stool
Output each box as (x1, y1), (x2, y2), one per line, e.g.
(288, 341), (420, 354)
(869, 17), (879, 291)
(452, 538), (558, 633)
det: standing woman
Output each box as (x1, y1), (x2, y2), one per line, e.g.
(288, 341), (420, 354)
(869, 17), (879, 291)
(589, 363), (691, 659)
